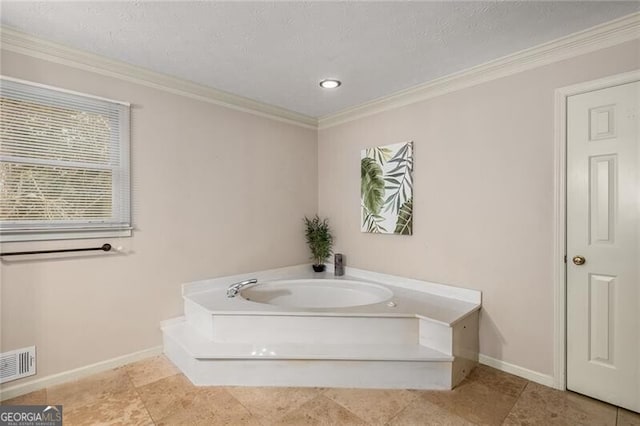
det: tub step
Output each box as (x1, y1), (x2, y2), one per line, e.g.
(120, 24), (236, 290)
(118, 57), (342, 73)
(162, 318), (465, 389)
(163, 319), (452, 361)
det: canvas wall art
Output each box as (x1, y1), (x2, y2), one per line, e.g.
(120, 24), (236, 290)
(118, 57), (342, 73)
(361, 141), (413, 235)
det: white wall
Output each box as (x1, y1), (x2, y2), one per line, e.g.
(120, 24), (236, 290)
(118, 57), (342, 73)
(0, 50), (318, 389)
(317, 40), (640, 376)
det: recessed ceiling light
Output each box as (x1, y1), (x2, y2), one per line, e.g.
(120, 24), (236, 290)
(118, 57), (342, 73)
(319, 79), (341, 89)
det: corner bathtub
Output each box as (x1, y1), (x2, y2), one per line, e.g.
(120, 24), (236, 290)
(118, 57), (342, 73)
(162, 264), (481, 390)
(240, 279), (393, 309)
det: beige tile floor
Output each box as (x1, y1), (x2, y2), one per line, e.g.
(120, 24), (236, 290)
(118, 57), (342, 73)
(2, 355), (639, 425)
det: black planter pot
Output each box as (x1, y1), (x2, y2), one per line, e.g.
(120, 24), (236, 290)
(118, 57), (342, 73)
(312, 264), (326, 272)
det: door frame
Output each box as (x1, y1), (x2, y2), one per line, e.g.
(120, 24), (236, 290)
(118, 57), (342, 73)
(553, 70), (640, 391)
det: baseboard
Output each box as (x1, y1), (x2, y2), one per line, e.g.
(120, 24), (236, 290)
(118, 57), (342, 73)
(0, 345), (163, 401)
(479, 354), (557, 389)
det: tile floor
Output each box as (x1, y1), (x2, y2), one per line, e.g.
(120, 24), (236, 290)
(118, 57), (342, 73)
(2, 355), (639, 425)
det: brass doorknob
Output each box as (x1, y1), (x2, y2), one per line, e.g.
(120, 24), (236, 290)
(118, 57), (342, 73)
(572, 256), (586, 265)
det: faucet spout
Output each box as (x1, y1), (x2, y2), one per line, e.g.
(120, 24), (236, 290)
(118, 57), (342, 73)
(227, 278), (258, 298)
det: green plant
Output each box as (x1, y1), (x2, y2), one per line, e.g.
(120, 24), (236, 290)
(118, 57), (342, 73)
(303, 215), (334, 265)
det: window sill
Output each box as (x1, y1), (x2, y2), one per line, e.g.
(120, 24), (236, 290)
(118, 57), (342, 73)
(0, 228), (132, 243)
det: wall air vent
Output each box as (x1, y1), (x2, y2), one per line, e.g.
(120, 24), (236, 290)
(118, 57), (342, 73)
(0, 346), (36, 384)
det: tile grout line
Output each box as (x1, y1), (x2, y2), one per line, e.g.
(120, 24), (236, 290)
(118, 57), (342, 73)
(383, 400), (412, 426)
(140, 377), (177, 426)
(221, 388), (267, 426)
(499, 381), (531, 425)
(317, 392), (373, 425)
(384, 391), (422, 426)
(132, 385), (158, 426)
(323, 390), (414, 425)
(122, 363), (163, 426)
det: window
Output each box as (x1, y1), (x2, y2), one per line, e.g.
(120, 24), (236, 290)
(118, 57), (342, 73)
(0, 77), (131, 242)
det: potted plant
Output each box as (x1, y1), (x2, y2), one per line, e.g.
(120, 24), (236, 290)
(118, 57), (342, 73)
(304, 215), (333, 272)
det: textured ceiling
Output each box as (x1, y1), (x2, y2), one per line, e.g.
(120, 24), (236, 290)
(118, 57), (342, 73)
(1, 1), (638, 118)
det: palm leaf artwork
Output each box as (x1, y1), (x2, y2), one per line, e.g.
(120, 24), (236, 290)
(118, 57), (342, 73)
(361, 141), (413, 235)
(365, 146), (393, 165)
(383, 142), (413, 215)
(394, 198), (413, 235)
(362, 207), (388, 234)
(361, 157), (385, 215)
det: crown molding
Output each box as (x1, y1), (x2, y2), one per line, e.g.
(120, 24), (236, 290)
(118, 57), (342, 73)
(0, 27), (318, 129)
(318, 12), (640, 130)
(1, 12), (638, 132)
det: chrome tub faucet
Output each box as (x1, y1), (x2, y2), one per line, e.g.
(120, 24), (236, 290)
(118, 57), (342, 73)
(227, 278), (258, 298)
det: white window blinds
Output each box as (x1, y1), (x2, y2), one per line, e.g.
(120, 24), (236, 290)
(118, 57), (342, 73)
(0, 77), (131, 241)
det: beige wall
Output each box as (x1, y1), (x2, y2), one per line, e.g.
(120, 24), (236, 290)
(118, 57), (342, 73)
(1, 38), (638, 389)
(0, 50), (318, 388)
(318, 40), (640, 376)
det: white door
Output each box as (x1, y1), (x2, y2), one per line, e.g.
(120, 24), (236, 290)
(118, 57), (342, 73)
(567, 81), (639, 412)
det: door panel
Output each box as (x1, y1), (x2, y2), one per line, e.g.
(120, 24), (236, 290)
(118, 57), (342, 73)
(588, 273), (615, 366)
(589, 154), (615, 244)
(567, 81), (639, 412)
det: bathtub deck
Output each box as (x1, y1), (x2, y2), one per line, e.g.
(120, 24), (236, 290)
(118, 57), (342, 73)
(187, 284), (479, 326)
(185, 265), (480, 327)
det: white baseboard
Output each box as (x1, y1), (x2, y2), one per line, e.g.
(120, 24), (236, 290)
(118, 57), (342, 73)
(479, 353), (557, 389)
(0, 345), (163, 402)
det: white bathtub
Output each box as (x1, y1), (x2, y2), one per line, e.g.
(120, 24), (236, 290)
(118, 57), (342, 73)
(162, 264), (482, 390)
(240, 279), (393, 308)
